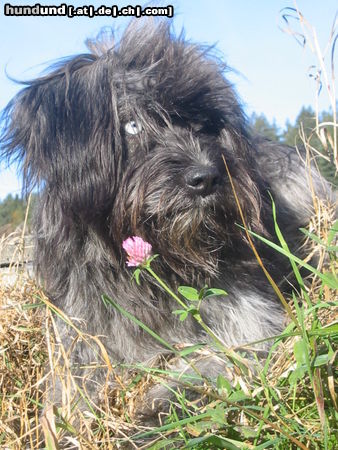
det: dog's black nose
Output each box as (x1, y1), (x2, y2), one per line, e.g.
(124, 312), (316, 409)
(185, 166), (221, 196)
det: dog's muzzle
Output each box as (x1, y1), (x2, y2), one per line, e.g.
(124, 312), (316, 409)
(184, 165), (222, 196)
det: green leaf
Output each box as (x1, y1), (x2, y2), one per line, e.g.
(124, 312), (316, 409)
(294, 338), (308, 366)
(217, 374), (232, 394)
(172, 309), (186, 315)
(178, 286), (199, 301)
(227, 390), (249, 402)
(186, 306), (199, 315)
(204, 288), (228, 298)
(241, 426), (258, 438)
(313, 354), (330, 367)
(172, 309), (189, 321)
(198, 284), (209, 299)
(208, 405), (226, 424)
(132, 268), (141, 285)
(179, 344), (206, 357)
(179, 312), (189, 321)
(289, 366), (306, 384)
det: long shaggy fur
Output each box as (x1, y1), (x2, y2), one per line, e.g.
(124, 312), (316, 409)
(0, 20), (329, 415)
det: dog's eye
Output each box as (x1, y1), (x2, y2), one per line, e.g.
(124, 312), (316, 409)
(125, 120), (143, 135)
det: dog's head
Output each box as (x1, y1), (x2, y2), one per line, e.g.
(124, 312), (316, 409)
(1, 21), (265, 275)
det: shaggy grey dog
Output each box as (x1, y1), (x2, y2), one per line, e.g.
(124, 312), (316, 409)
(0, 21), (328, 416)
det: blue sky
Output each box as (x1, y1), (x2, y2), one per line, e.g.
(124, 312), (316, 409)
(0, 0), (336, 199)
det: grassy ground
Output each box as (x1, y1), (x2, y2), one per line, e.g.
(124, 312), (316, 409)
(0, 197), (336, 449)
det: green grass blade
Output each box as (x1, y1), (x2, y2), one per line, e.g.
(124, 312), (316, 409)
(102, 294), (179, 355)
(237, 224), (337, 289)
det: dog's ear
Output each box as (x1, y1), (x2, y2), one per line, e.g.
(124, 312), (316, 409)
(1, 55), (120, 218)
(1, 60), (88, 192)
(1, 56), (97, 192)
(1, 80), (49, 192)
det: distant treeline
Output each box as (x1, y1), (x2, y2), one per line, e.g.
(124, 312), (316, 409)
(0, 106), (336, 230)
(250, 106), (337, 186)
(0, 193), (37, 233)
